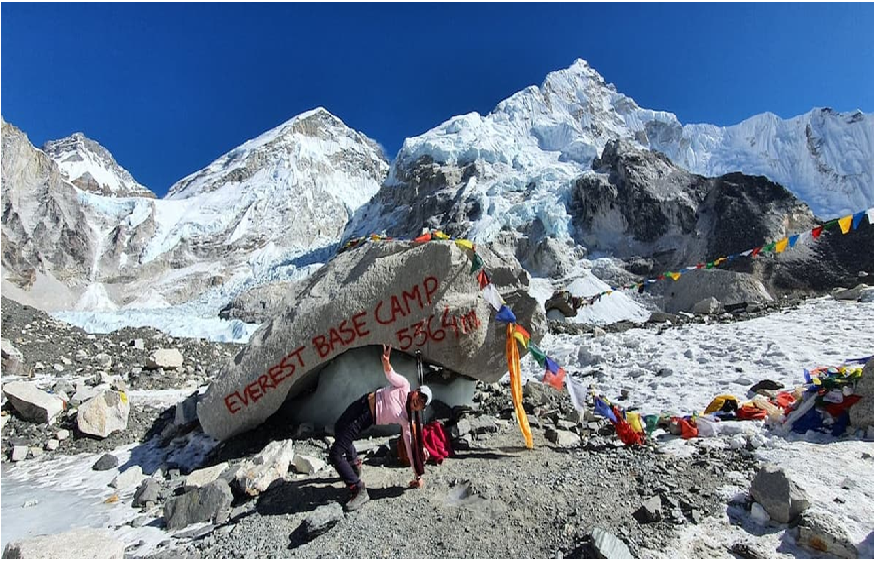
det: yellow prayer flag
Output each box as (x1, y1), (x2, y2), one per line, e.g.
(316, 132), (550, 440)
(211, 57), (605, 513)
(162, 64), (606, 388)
(668, 272), (681, 281)
(627, 411), (644, 434)
(838, 215), (853, 234)
(774, 237), (789, 253)
(433, 231), (450, 240)
(513, 332), (528, 348)
(454, 239), (474, 250)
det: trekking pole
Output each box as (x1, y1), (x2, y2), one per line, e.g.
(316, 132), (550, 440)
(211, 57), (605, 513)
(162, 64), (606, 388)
(415, 349), (424, 386)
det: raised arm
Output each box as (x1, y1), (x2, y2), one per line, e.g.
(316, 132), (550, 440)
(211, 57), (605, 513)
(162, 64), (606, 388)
(381, 345), (409, 389)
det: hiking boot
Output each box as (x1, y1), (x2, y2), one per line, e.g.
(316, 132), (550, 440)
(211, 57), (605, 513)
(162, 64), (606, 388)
(344, 482), (370, 512)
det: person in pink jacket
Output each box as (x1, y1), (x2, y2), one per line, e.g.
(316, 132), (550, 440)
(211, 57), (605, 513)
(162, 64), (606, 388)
(329, 344), (432, 511)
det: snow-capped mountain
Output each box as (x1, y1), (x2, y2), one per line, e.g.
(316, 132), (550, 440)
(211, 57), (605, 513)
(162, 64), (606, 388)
(42, 133), (156, 198)
(2, 59), (871, 336)
(2, 109), (389, 318)
(347, 59), (872, 247)
(651, 107), (873, 219)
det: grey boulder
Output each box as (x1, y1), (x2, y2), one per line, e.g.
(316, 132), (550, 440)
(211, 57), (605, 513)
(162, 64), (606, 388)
(849, 358), (873, 431)
(163, 479), (232, 531)
(795, 510), (859, 558)
(198, 240), (544, 441)
(2, 381), (65, 424)
(1, 339), (26, 377)
(749, 464), (810, 524)
(77, 390), (130, 438)
(300, 502), (344, 539)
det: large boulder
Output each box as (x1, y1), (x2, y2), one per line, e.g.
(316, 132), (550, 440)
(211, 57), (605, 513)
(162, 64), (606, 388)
(76, 390), (130, 438)
(146, 348), (183, 370)
(1, 338), (26, 377)
(653, 269), (773, 314)
(849, 358), (873, 431)
(232, 439), (296, 497)
(795, 510), (859, 558)
(163, 479), (233, 531)
(749, 464), (810, 524)
(198, 240), (544, 441)
(2, 528), (125, 559)
(2, 381), (65, 424)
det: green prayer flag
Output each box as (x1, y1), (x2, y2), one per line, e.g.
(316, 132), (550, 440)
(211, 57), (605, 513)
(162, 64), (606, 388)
(528, 343), (547, 367)
(705, 262), (714, 269)
(470, 253), (484, 274)
(824, 219), (839, 230)
(763, 242), (776, 253)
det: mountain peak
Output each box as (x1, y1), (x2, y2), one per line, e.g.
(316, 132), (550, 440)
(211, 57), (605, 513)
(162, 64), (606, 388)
(42, 132), (156, 199)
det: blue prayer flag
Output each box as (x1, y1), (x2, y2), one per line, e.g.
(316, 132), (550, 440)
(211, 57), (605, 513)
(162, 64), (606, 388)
(495, 305), (517, 324)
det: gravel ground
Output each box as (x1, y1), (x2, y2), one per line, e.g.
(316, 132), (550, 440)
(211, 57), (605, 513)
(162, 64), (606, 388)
(2, 296), (766, 558)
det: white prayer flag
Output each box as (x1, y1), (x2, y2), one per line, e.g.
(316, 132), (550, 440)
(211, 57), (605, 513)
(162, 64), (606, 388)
(481, 283), (504, 311)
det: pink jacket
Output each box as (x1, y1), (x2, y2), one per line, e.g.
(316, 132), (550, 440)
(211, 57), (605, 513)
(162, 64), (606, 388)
(375, 363), (414, 474)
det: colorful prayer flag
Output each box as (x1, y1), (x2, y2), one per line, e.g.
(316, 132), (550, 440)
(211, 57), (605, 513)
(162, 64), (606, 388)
(545, 356), (560, 374)
(774, 237), (789, 253)
(751, 246), (762, 257)
(495, 305), (517, 324)
(867, 208), (875, 225)
(506, 324), (533, 449)
(528, 343), (547, 368)
(454, 239), (474, 250)
(414, 233), (432, 243)
(543, 366), (566, 391)
(593, 396), (617, 424)
(566, 375), (588, 414)
(788, 235), (799, 248)
(513, 324), (530, 348)
(824, 219), (838, 231)
(838, 215), (853, 234)
(811, 226), (823, 238)
(432, 230), (450, 240)
(852, 211), (866, 230)
(470, 253), (484, 274)
(476, 269), (490, 289)
(668, 272), (680, 281)
(481, 283), (504, 311)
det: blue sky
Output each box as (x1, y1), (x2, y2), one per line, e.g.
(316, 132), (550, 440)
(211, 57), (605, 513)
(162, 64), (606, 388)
(2, 3), (872, 197)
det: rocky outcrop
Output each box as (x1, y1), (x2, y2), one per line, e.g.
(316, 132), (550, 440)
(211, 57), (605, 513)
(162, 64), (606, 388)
(198, 240), (545, 441)
(572, 140), (872, 299)
(1, 118), (97, 293)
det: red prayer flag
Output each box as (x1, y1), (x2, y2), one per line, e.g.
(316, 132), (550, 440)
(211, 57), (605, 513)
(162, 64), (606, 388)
(414, 233), (432, 243)
(476, 269), (490, 289)
(543, 366), (566, 391)
(811, 226), (823, 238)
(751, 247), (762, 257)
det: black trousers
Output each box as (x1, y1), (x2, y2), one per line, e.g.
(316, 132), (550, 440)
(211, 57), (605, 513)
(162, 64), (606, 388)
(329, 393), (374, 486)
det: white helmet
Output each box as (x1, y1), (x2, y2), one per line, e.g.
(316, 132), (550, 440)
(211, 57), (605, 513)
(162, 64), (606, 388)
(418, 385), (433, 406)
